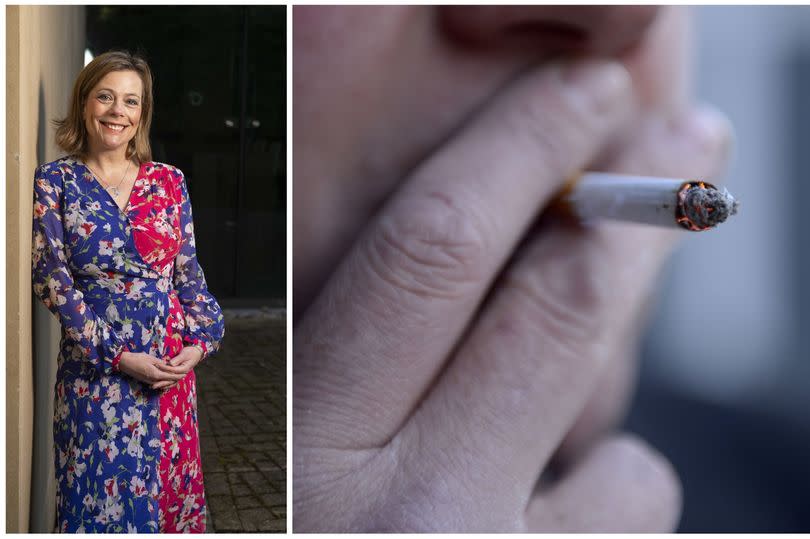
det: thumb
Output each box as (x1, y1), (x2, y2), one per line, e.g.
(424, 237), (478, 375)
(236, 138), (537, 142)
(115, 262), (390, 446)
(526, 435), (681, 532)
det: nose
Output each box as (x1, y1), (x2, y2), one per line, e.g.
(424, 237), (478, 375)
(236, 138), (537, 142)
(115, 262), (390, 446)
(440, 6), (660, 56)
(110, 98), (126, 116)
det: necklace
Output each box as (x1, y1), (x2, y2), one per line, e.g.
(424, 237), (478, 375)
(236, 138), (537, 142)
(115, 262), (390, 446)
(87, 159), (132, 198)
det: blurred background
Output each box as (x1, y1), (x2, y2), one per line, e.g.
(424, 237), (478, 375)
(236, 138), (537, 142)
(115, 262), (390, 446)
(625, 5), (810, 532)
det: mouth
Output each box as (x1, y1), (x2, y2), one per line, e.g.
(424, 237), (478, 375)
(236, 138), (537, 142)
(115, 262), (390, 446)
(100, 121), (128, 133)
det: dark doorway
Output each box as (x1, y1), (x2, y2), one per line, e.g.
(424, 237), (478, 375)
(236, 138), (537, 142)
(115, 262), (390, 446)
(86, 6), (287, 305)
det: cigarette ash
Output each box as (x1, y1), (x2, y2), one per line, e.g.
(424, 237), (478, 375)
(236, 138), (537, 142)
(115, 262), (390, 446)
(676, 182), (739, 231)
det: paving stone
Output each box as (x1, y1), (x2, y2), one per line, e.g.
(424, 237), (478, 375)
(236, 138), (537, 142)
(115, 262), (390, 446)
(235, 495), (263, 509)
(196, 313), (287, 532)
(253, 458), (276, 471)
(237, 508), (275, 532)
(264, 519), (288, 532)
(205, 472), (230, 496)
(230, 483), (252, 497)
(271, 507), (287, 520)
(261, 470), (286, 486)
(241, 471), (273, 492)
(260, 493), (287, 507)
(212, 508), (241, 533)
(226, 462), (255, 473)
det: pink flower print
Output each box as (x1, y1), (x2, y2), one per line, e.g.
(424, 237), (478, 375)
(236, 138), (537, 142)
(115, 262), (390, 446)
(73, 379), (89, 398)
(99, 240), (114, 256)
(35, 177), (54, 194)
(129, 476), (147, 497)
(78, 221), (97, 238)
(101, 401), (117, 424)
(33, 201), (48, 218)
(104, 477), (118, 497)
(95, 495), (124, 525)
(123, 407), (143, 436)
(124, 278), (147, 299)
(98, 438), (119, 463)
(106, 382), (121, 403)
(121, 322), (134, 340)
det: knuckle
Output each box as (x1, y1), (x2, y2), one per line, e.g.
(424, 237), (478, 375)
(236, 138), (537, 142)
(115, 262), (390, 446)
(369, 470), (465, 532)
(364, 191), (491, 300)
(499, 235), (614, 355)
(365, 428), (497, 532)
(504, 91), (586, 173)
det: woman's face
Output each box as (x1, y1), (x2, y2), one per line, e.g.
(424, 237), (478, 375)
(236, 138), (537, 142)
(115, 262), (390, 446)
(83, 69), (143, 157)
(294, 6), (689, 311)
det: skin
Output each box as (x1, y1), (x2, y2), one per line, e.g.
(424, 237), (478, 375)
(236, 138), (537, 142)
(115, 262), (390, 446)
(293, 6), (732, 532)
(81, 69), (203, 389)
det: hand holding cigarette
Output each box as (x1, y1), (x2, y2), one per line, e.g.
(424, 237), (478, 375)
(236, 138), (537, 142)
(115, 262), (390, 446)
(295, 7), (732, 532)
(295, 51), (732, 532)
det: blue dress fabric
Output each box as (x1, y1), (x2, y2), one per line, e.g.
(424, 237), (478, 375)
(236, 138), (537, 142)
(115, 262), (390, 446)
(31, 157), (224, 532)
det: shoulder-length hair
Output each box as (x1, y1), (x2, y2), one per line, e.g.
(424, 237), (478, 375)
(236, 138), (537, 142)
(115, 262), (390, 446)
(54, 50), (154, 163)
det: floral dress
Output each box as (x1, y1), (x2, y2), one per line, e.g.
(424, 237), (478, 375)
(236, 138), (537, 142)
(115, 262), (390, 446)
(31, 157), (225, 533)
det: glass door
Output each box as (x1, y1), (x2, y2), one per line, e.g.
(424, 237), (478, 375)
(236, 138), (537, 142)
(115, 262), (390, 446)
(86, 5), (287, 303)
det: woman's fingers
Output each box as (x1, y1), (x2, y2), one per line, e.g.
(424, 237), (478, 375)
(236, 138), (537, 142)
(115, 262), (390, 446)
(169, 350), (191, 367)
(149, 362), (187, 381)
(398, 106), (731, 498)
(151, 380), (178, 390)
(295, 59), (636, 449)
(155, 361), (191, 375)
(525, 435), (681, 532)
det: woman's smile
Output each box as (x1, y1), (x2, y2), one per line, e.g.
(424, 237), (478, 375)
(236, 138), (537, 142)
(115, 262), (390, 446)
(84, 69), (143, 153)
(100, 120), (128, 133)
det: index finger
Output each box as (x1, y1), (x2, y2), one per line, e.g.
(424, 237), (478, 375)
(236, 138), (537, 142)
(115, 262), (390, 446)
(295, 59), (634, 450)
(154, 362), (190, 375)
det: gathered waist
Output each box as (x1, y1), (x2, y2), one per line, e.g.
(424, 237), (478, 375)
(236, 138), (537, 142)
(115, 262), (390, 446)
(65, 275), (185, 359)
(76, 276), (175, 303)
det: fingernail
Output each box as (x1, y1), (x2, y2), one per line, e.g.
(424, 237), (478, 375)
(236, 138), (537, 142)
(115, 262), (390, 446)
(561, 59), (631, 111)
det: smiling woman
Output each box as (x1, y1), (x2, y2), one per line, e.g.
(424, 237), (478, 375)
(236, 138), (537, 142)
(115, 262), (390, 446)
(33, 50), (224, 532)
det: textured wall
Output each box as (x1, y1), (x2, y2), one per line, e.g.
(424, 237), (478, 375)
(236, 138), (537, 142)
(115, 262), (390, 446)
(5, 5), (85, 532)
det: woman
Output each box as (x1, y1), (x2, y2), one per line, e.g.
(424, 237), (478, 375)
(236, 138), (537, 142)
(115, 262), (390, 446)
(31, 50), (224, 533)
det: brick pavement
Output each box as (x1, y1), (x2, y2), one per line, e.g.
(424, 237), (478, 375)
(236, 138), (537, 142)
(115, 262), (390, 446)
(195, 309), (287, 533)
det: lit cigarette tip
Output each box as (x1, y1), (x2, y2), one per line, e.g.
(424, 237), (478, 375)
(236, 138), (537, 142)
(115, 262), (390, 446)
(676, 181), (739, 231)
(556, 173), (740, 232)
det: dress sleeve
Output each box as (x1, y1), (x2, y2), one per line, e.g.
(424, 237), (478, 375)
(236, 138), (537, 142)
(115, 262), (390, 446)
(31, 165), (127, 375)
(172, 169), (225, 359)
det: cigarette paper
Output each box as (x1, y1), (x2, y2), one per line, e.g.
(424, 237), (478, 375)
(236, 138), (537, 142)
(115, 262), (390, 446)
(554, 172), (739, 231)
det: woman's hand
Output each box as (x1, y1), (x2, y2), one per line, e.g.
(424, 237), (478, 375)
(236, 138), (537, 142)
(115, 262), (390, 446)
(148, 346), (204, 390)
(293, 55), (731, 531)
(117, 351), (186, 389)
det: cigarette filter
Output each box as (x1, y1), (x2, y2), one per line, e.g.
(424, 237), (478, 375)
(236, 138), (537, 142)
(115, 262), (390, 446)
(556, 172), (739, 231)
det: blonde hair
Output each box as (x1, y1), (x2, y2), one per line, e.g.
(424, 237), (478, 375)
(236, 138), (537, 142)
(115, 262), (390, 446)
(54, 50), (154, 162)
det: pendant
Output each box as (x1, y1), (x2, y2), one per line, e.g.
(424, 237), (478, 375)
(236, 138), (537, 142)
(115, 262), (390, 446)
(109, 187), (120, 197)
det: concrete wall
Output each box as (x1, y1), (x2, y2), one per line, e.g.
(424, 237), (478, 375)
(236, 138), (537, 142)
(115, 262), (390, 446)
(6, 5), (85, 532)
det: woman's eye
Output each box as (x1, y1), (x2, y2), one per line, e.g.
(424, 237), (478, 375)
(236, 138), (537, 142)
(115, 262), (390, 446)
(98, 94), (112, 101)
(126, 99), (140, 106)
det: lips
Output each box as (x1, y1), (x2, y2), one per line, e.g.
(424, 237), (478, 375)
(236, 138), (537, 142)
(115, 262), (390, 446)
(100, 121), (128, 132)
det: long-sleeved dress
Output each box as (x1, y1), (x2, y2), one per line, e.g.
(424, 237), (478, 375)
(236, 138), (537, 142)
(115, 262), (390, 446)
(31, 156), (225, 533)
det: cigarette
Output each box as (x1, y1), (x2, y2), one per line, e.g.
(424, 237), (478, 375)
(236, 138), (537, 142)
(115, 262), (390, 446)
(553, 172), (739, 231)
